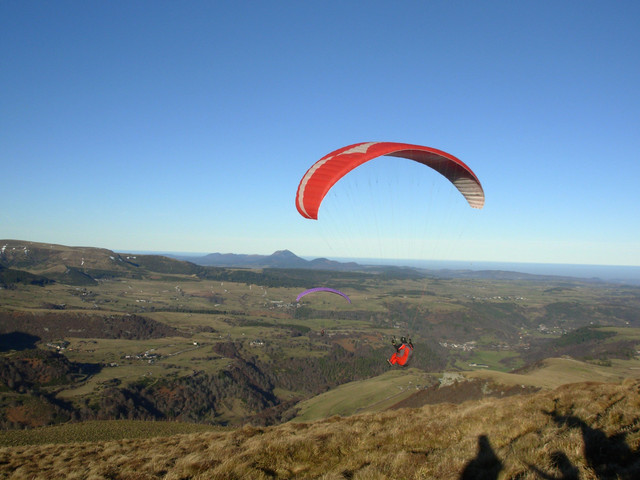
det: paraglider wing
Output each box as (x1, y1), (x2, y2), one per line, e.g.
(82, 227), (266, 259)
(296, 287), (351, 304)
(295, 141), (485, 220)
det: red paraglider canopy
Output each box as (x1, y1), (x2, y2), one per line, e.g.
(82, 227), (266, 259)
(295, 142), (485, 220)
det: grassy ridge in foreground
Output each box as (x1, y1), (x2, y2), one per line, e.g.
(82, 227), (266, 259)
(1, 380), (638, 479)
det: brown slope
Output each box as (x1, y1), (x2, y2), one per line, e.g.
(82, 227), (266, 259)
(1, 380), (638, 479)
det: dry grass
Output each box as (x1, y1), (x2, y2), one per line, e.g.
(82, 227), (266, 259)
(466, 357), (640, 390)
(0, 420), (221, 448)
(1, 380), (639, 479)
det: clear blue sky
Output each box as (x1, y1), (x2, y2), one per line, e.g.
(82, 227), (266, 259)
(2, 1), (639, 266)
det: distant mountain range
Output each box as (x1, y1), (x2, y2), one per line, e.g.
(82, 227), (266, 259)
(169, 249), (362, 271)
(2, 239), (631, 285)
(167, 250), (615, 284)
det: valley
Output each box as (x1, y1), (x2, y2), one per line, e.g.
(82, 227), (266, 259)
(1, 239), (640, 433)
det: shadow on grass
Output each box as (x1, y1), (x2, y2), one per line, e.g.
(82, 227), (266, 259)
(527, 450), (580, 480)
(459, 411), (640, 479)
(0, 331), (41, 352)
(546, 410), (640, 480)
(460, 435), (503, 480)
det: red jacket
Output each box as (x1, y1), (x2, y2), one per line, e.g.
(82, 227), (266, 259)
(389, 342), (413, 366)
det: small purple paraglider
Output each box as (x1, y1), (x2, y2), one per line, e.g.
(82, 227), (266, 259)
(296, 287), (351, 304)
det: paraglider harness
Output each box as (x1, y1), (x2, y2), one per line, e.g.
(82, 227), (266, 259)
(388, 336), (413, 366)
